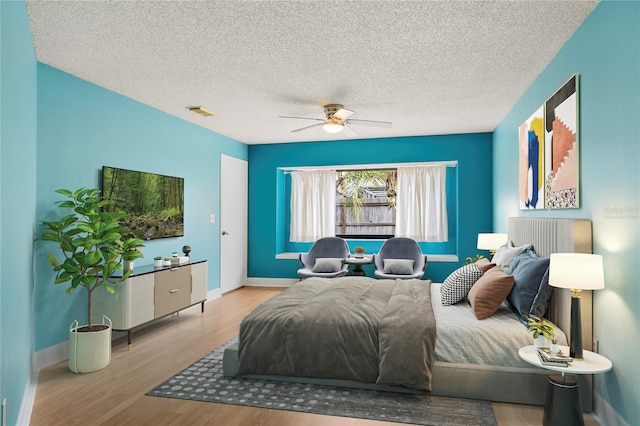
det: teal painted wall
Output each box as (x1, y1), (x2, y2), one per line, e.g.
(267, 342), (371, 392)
(248, 133), (493, 283)
(493, 2), (639, 423)
(34, 65), (247, 351)
(0, 2), (38, 425)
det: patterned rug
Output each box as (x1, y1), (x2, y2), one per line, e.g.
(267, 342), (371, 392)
(147, 338), (497, 426)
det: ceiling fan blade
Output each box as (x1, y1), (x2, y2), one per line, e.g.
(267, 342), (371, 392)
(345, 118), (392, 128)
(279, 115), (324, 122)
(343, 122), (358, 136)
(290, 122), (323, 133)
(333, 108), (354, 120)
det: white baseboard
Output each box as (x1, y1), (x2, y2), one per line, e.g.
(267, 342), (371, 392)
(208, 288), (222, 300)
(33, 340), (68, 371)
(17, 369), (38, 426)
(245, 277), (296, 287)
(594, 392), (629, 426)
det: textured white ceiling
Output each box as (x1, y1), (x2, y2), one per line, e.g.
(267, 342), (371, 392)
(26, 0), (598, 145)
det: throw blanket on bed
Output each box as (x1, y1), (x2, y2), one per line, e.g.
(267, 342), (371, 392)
(237, 276), (436, 391)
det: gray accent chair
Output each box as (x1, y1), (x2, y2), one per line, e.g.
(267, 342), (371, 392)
(373, 237), (427, 279)
(297, 237), (350, 279)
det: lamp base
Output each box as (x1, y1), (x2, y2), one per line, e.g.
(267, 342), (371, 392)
(570, 292), (583, 360)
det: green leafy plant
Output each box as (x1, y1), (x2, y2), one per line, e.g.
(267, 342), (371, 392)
(464, 254), (485, 265)
(527, 316), (555, 340)
(154, 256), (162, 261)
(38, 188), (145, 330)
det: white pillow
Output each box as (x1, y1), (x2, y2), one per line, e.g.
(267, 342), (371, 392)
(382, 259), (415, 275)
(312, 258), (344, 273)
(491, 241), (532, 271)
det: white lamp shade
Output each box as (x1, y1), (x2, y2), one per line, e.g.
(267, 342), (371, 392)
(549, 253), (605, 290)
(477, 233), (507, 250)
(322, 122), (344, 133)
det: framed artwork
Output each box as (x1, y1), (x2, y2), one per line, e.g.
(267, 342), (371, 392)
(519, 106), (545, 209)
(544, 74), (579, 209)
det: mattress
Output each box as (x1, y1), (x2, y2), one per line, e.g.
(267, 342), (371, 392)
(431, 283), (567, 367)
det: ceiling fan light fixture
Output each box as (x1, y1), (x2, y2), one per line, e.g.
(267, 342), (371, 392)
(322, 121), (344, 133)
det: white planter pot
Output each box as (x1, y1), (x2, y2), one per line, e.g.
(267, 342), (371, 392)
(69, 316), (112, 373)
(534, 335), (550, 349)
(154, 259), (163, 267)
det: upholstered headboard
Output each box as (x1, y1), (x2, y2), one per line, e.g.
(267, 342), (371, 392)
(507, 217), (593, 351)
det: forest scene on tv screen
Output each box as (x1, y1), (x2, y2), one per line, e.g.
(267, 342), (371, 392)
(102, 167), (184, 240)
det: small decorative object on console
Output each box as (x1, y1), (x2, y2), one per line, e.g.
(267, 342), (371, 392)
(354, 247), (365, 258)
(182, 245), (191, 257)
(170, 256), (190, 266)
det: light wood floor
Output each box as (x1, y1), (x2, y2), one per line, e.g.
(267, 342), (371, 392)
(31, 287), (598, 426)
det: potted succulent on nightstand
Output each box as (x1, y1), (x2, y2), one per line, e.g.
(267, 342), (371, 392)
(38, 188), (145, 373)
(527, 316), (555, 349)
(154, 256), (163, 268)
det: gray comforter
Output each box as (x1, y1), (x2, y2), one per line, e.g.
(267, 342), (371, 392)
(237, 276), (437, 391)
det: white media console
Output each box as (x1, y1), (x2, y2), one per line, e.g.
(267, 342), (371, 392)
(94, 259), (207, 349)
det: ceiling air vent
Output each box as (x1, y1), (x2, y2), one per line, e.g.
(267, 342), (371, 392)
(186, 106), (216, 117)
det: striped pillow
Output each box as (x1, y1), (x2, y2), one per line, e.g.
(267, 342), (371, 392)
(440, 259), (494, 306)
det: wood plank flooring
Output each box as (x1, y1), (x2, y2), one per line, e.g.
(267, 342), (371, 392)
(31, 286), (598, 426)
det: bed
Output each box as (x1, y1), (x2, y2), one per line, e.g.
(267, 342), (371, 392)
(223, 217), (594, 409)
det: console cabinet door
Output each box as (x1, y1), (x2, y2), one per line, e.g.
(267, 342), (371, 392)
(190, 262), (207, 304)
(93, 273), (154, 329)
(127, 274), (155, 328)
(154, 266), (191, 318)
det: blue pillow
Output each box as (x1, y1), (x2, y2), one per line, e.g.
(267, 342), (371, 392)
(507, 250), (550, 325)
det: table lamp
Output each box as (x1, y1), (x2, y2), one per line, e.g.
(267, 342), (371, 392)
(477, 233), (508, 257)
(549, 253), (604, 359)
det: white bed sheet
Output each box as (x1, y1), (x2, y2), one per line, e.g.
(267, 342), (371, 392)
(431, 283), (567, 367)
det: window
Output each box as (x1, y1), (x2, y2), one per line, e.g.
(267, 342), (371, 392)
(282, 161), (455, 248)
(335, 169), (397, 239)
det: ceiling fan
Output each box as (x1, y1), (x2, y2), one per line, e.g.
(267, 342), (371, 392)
(280, 104), (392, 134)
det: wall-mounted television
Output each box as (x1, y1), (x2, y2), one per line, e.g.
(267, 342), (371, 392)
(102, 166), (184, 240)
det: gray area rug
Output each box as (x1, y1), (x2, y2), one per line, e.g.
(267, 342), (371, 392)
(147, 338), (497, 426)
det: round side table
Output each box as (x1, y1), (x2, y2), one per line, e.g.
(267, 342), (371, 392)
(519, 345), (612, 426)
(344, 256), (372, 276)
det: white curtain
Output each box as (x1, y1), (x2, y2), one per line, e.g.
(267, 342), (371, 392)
(395, 165), (448, 242)
(290, 170), (336, 242)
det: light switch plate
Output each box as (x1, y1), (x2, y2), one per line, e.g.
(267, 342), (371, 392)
(209, 214), (215, 224)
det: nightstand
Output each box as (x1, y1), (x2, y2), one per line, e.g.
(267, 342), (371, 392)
(519, 345), (612, 426)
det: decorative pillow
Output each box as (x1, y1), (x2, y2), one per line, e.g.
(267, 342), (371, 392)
(440, 258), (495, 306)
(476, 257), (495, 273)
(507, 250), (551, 324)
(491, 241), (532, 271)
(382, 259), (415, 275)
(530, 268), (553, 318)
(311, 258), (344, 273)
(467, 266), (515, 320)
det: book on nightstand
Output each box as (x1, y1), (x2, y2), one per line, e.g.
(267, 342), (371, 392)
(537, 348), (572, 366)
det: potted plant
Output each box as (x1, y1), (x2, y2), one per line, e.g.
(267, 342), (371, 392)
(527, 316), (555, 348)
(38, 188), (145, 373)
(354, 247), (365, 258)
(464, 254), (485, 265)
(154, 256), (163, 268)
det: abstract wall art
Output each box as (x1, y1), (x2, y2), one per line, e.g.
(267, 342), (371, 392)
(544, 74), (579, 209)
(519, 106), (545, 209)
